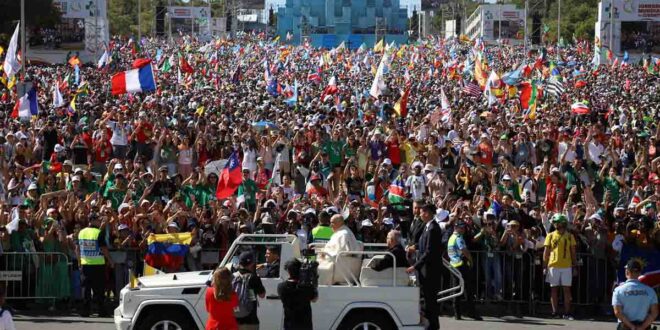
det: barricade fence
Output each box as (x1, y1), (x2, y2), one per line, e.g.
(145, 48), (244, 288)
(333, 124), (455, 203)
(0, 248), (614, 317)
(437, 250), (614, 316)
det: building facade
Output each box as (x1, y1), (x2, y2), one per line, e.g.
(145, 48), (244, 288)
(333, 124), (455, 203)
(276, 0), (411, 48)
(465, 4), (524, 44)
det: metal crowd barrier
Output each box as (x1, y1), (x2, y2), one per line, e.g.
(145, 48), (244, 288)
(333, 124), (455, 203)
(436, 250), (612, 317)
(0, 252), (70, 303)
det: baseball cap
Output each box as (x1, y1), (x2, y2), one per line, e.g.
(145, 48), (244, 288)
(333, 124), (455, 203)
(382, 158), (392, 166)
(114, 163), (124, 170)
(551, 213), (568, 223)
(625, 259), (642, 272)
(502, 174), (512, 181)
(239, 252), (255, 266)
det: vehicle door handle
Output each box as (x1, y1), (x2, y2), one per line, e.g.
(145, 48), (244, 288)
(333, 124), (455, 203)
(266, 295), (280, 300)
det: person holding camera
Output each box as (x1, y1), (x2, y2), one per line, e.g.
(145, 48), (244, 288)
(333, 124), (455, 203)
(278, 259), (318, 330)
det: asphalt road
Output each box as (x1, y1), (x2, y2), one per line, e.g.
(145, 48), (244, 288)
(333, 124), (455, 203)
(14, 314), (615, 330)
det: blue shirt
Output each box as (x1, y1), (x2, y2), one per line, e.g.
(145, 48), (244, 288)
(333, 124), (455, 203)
(612, 279), (658, 322)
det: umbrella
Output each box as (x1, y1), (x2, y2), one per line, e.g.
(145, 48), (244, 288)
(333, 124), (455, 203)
(252, 120), (278, 130)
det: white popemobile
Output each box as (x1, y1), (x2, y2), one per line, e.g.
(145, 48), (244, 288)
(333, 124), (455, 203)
(114, 234), (464, 330)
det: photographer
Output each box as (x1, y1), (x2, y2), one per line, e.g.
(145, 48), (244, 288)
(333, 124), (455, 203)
(278, 259), (318, 330)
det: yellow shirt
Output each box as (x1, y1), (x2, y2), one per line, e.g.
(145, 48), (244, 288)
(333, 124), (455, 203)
(544, 230), (576, 268)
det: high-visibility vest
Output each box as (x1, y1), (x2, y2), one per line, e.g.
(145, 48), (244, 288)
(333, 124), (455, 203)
(312, 225), (333, 242)
(447, 233), (464, 268)
(79, 227), (105, 265)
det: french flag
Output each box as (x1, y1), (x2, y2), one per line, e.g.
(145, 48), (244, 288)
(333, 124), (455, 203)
(110, 62), (156, 96)
(11, 87), (39, 119)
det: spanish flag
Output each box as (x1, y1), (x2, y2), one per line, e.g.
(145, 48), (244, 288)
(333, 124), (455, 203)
(145, 232), (193, 272)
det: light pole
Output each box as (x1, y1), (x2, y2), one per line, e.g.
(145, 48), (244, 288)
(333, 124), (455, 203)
(609, 0), (614, 52)
(165, 12), (172, 42)
(138, 0), (142, 43)
(557, 0), (560, 43)
(20, 0), (26, 79)
(524, 0), (528, 51)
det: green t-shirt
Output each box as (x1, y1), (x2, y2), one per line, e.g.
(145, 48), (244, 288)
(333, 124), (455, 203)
(181, 184), (214, 208)
(603, 176), (621, 204)
(323, 140), (345, 166)
(237, 179), (258, 207)
(107, 189), (127, 209)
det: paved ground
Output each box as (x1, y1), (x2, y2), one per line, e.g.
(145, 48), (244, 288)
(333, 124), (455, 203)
(14, 314), (615, 330)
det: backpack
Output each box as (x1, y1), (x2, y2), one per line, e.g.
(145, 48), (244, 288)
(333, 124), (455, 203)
(232, 271), (254, 318)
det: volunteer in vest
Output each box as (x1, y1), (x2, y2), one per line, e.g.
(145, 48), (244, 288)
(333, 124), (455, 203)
(447, 220), (482, 321)
(311, 210), (333, 243)
(613, 259), (658, 330)
(78, 212), (114, 317)
(543, 213), (576, 320)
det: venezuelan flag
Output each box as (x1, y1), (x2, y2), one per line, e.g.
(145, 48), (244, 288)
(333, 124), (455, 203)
(145, 232), (192, 271)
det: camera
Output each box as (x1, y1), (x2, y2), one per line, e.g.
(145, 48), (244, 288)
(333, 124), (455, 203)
(297, 258), (319, 288)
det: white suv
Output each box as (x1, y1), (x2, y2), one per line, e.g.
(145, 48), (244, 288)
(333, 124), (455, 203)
(114, 234), (460, 330)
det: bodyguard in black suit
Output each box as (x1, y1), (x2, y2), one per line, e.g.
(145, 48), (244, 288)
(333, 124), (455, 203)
(407, 204), (443, 330)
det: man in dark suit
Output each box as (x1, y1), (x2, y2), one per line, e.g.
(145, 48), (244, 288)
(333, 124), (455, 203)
(406, 201), (426, 258)
(371, 230), (409, 271)
(407, 204), (443, 330)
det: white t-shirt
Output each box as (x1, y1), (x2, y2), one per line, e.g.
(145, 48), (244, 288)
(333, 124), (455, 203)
(588, 141), (605, 165)
(107, 121), (130, 146)
(406, 175), (427, 201)
(0, 308), (16, 330)
(558, 142), (576, 163)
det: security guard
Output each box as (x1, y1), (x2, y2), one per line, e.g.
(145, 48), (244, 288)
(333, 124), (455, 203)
(78, 213), (113, 317)
(447, 221), (482, 321)
(311, 211), (334, 243)
(612, 259), (658, 330)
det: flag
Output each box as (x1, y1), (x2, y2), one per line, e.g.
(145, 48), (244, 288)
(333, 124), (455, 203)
(519, 81), (541, 110)
(286, 31), (293, 41)
(474, 57), (488, 87)
(501, 64), (523, 86)
(68, 94), (77, 116)
(393, 84), (410, 117)
(440, 89), (452, 122)
(388, 177), (406, 205)
(76, 81), (90, 96)
(179, 55), (194, 73)
(216, 151), (243, 200)
(546, 77), (564, 98)
(622, 51), (630, 67)
(484, 71), (503, 106)
(369, 54), (389, 98)
(52, 84), (65, 108)
(374, 39), (384, 52)
(591, 47), (601, 67)
(68, 55), (81, 68)
(571, 102), (590, 115)
(97, 50), (109, 69)
(161, 55), (173, 73)
(132, 58), (152, 69)
(320, 76), (338, 101)
(3, 24), (20, 80)
(11, 87), (39, 119)
(267, 77), (280, 96)
(463, 82), (482, 97)
(307, 72), (322, 84)
(111, 63), (157, 95)
(145, 232), (193, 271)
(285, 80), (298, 106)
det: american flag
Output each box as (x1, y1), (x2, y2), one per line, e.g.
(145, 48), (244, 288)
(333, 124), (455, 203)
(463, 83), (482, 97)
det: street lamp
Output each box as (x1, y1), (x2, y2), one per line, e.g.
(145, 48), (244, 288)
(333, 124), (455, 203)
(165, 12), (172, 42)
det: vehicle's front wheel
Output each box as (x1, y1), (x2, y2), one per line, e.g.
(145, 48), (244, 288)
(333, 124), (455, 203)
(338, 311), (396, 330)
(137, 308), (196, 330)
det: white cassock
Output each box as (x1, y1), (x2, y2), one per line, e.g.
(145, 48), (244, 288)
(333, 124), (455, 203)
(318, 225), (362, 285)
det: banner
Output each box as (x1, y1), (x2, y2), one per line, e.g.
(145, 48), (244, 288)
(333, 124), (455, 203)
(54, 0), (107, 19)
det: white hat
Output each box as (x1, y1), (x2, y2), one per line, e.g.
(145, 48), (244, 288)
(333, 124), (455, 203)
(264, 199), (277, 208)
(74, 167), (84, 174)
(382, 158), (392, 166)
(63, 160), (73, 166)
(303, 208), (316, 215)
(261, 214), (273, 225)
(118, 203), (131, 214)
(71, 175), (81, 182)
(383, 218), (394, 226)
(325, 206), (339, 215)
(114, 163), (124, 170)
(28, 183), (38, 191)
(484, 210), (496, 218)
(54, 144), (65, 153)
(168, 222), (180, 229)
(412, 161), (423, 169)
(435, 209), (450, 222)
(589, 213), (603, 222)
(502, 174), (512, 181)
(360, 219), (373, 227)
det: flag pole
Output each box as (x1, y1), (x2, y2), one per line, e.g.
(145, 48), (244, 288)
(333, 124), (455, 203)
(20, 0), (26, 81)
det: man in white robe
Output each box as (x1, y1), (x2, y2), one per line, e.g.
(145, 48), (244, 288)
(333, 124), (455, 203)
(318, 215), (362, 285)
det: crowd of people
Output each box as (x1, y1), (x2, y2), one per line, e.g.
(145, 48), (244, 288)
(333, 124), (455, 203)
(0, 30), (659, 327)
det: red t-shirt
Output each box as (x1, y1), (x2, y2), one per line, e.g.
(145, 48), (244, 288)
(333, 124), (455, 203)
(386, 139), (401, 166)
(205, 288), (238, 330)
(135, 122), (153, 143)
